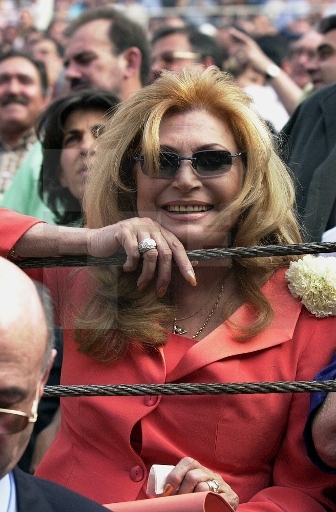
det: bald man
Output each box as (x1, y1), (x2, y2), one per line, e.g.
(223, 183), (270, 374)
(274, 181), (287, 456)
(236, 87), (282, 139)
(0, 257), (109, 512)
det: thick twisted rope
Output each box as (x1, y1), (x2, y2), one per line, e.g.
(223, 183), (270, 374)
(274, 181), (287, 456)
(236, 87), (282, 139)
(43, 380), (336, 397)
(15, 241), (336, 269)
(19, 243), (334, 398)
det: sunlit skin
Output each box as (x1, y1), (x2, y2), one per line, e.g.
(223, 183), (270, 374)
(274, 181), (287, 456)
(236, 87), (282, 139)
(64, 19), (124, 96)
(59, 108), (106, 202)
(305, 29), (336, 90)
(0, 57), (48, 142)
(0, 258), (53, 479)
(151, 33), (203, 83)
(288, 30), (323, 89)
(32, 39), (63, 87)
(136, 110), (244, 251)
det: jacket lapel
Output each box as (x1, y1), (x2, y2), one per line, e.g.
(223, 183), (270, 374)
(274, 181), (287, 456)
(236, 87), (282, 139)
(166, 269), (302, 381)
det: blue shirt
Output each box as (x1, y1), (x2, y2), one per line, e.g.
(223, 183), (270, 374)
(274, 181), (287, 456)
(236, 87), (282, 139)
(0, 472), (17, 512)
(304, 353), (336, 473)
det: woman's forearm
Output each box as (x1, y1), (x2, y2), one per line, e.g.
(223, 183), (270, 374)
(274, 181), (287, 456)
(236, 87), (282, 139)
(13, 223), (90, 257)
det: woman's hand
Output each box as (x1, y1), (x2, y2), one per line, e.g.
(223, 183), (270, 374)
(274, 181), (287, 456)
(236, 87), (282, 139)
(164, 457), (239, 510)
(86, 217), (197, 297)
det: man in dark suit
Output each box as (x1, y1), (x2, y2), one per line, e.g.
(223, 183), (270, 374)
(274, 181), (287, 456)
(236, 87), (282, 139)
(280, 82), (336, 241)
(0, 256), (110, 512)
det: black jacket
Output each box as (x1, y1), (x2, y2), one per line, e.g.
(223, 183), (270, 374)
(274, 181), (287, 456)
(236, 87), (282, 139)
(14, 467), (111, 512)
(280, 83), (336, 241)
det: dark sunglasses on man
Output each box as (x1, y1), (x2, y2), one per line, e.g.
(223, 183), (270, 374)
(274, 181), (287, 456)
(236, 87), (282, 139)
(0, 384), (39, 435)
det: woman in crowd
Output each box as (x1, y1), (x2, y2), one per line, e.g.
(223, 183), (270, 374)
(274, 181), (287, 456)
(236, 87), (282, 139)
(38, 89), (119, 226)
(1, 67), (336, 510)
(1, 89), (119, 225)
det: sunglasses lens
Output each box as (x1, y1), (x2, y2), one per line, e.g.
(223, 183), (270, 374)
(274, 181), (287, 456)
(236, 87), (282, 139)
(194, 151), (232, 176)
(158, 152), (179, 178)
(0, 412), (28, 435)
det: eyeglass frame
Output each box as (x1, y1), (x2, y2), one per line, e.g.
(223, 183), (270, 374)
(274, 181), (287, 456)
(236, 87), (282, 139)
(0, 383), (40, 435)
(152, 51), (201, 66)
(133, 150), (246, 179)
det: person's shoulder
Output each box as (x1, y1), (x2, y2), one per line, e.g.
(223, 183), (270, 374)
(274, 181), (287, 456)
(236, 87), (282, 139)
(300, 82), (336, 110)
(14, 467), (108, 512)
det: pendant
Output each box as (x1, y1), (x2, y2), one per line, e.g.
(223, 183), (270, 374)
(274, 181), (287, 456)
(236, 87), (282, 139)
(173, 323), (187, 335)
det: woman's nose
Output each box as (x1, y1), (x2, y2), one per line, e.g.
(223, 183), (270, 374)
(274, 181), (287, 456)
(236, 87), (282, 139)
(171, 160), (201, 190)
(79, 133), (96, 157)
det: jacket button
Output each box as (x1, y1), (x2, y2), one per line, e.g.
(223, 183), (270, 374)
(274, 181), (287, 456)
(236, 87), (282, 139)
(144, 396), (158, 406)
(130, 465), (144, 482)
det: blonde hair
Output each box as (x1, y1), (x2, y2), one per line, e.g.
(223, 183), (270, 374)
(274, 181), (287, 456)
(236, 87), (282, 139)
(78, 67), (301, 361)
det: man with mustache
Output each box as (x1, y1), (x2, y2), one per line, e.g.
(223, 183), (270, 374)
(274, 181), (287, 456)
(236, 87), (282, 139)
(1, 6), (150, 218)
(0, 51), (49, 200)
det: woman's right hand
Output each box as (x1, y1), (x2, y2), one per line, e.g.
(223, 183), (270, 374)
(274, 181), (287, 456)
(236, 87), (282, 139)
(86, 217), (197, 297)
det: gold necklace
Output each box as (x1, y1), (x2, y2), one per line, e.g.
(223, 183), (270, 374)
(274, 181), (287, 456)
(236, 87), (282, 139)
(172, 267), (231, 339)
(172, 280), (222, 335)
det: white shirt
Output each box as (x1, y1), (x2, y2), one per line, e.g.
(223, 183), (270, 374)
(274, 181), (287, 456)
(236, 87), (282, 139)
(0, 472), (17, 512)
(244, 84), (289, 133)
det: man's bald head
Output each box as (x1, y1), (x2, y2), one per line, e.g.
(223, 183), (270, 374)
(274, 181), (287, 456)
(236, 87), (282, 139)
(0, 258), (47, 351)
(0, 257), (55, 478)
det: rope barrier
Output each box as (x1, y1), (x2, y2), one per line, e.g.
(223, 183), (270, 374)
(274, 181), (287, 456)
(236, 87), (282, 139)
(14, 241), (336, 269)
(43, 380), (336, 397)
(17, 242), (335, 398)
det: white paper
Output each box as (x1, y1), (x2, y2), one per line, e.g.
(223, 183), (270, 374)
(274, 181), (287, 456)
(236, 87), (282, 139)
(146, 464), (175, 495)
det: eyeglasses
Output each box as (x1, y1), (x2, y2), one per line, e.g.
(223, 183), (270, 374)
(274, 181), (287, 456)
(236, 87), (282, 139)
(0, 384), (39, 435)
(289, 48), (317, 60)
(152, 51), (201, 65)
(134, 150), (245, 179)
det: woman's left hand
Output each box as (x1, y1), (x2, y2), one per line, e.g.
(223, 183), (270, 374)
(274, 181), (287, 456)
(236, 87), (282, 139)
(164, 457), (239, 510)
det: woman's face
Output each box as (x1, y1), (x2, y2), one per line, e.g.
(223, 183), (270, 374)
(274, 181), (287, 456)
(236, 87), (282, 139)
(59, 108), (106, 202)
(136, 109), (244, 249)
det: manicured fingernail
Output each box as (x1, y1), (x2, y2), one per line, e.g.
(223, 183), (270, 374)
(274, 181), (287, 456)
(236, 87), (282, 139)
(187, 269), (197, 286)
(157, 286), (167, 298)
(163, 484), (174, 497)
(138, 283), (147, 292)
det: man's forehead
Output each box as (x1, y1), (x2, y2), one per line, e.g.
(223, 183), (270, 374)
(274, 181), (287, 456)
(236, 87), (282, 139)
(35, 40), (57, 52)
(153, 33), (191, 52)
(66, 19), (113, 54)
(0, 57), (39, 78)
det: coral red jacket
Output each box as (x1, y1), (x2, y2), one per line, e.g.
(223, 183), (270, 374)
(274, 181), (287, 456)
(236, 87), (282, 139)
(2, 208), (336, 511)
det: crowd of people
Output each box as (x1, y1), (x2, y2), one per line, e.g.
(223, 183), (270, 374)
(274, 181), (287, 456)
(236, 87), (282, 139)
(0, 2), (336, 512)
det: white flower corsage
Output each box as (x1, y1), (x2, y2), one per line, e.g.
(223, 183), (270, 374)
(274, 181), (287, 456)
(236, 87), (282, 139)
(285, 255), (336, 318)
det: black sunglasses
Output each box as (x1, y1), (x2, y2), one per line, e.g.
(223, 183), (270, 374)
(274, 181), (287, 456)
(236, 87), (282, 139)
(133, 150), (245, 179)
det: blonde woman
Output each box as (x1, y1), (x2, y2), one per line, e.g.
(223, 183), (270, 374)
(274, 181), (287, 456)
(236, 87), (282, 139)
(2, 67), (336, 510)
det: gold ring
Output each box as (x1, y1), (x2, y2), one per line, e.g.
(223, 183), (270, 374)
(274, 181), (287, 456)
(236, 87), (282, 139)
(206, 479), (220, 493)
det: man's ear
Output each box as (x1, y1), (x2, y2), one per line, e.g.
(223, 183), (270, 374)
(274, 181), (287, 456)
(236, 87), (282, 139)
(123, 46), (142, 78)
(39, 348), (57, 399)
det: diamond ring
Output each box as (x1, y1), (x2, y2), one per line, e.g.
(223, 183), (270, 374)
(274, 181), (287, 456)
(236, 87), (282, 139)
(206, 479), (220, 493)
(138, 238), (157, 254)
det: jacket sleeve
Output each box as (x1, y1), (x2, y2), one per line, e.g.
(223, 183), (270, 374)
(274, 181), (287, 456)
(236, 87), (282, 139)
(0, 207), (43, 257)
(238, 313), (336, 511)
